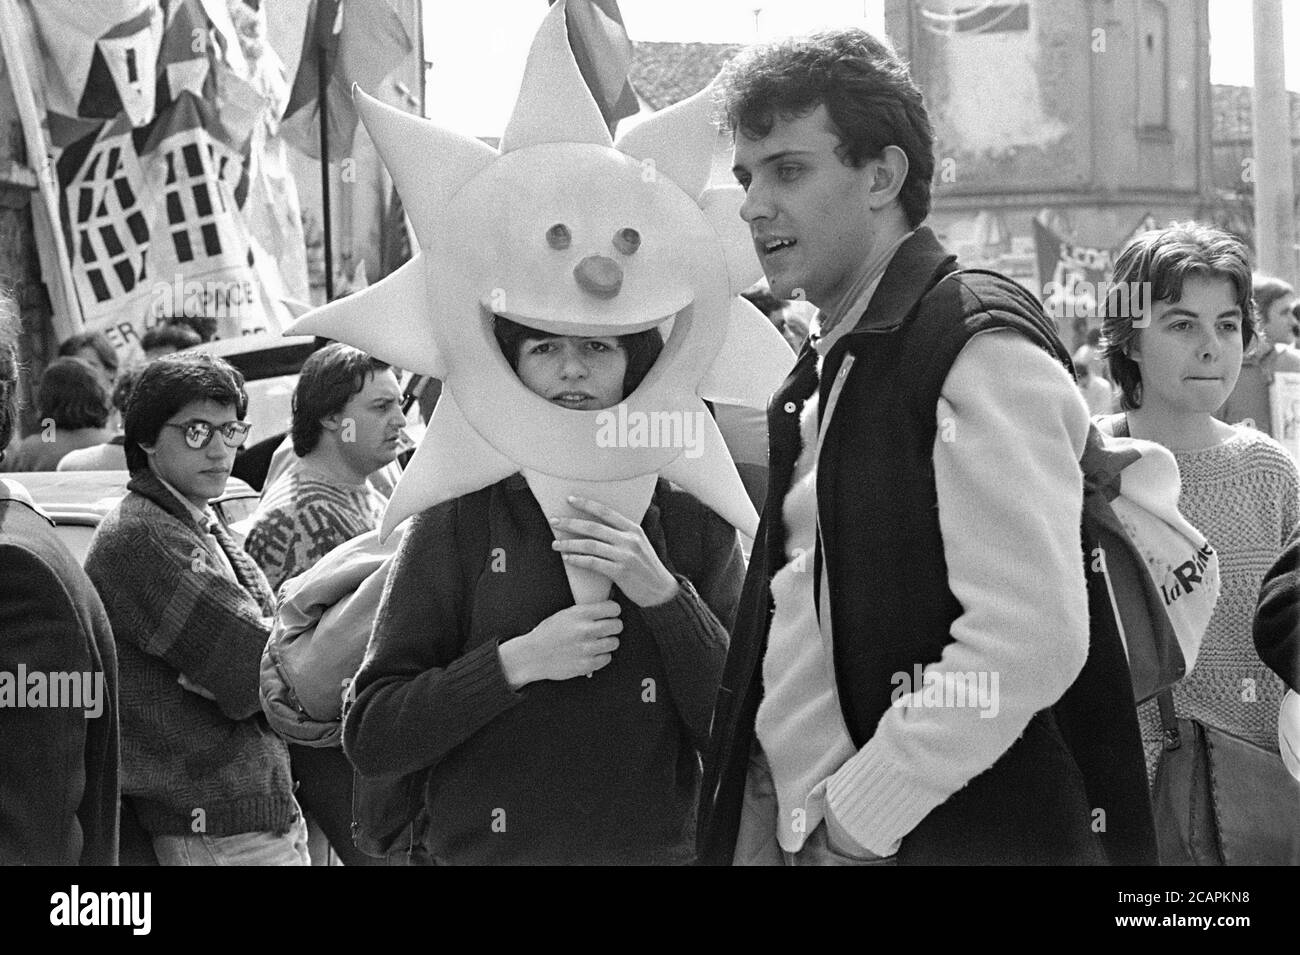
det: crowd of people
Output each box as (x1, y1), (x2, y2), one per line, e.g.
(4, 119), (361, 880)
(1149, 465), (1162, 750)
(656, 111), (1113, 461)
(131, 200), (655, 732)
(3, 22), (1299, 867)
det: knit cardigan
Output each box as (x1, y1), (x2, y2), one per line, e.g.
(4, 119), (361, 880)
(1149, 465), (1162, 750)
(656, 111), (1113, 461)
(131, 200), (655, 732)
(84, 469), (296, 836)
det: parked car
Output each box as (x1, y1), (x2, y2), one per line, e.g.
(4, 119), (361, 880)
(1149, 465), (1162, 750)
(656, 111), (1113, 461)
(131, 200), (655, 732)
(15, 469), (259, 565)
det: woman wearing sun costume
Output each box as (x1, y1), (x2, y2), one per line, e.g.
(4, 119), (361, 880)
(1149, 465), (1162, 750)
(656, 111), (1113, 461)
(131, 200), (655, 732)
(289, 1), (792, 864)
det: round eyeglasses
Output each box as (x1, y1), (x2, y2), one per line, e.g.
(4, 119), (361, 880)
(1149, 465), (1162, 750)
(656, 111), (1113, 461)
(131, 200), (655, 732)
(162, 420), (253, 450)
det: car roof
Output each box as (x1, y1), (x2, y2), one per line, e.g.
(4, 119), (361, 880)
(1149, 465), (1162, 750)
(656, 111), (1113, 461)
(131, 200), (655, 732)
(182, 334), (318, 382)
(14, 470), (256, 524)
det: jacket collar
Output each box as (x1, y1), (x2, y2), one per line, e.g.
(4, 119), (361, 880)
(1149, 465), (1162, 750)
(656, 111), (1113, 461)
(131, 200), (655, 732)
(127, 468), (209, 533)
(0, 476), (54, 526)
(842, 226), (958, 338)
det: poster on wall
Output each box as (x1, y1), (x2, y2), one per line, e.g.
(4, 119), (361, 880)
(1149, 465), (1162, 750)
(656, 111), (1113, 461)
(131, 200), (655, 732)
(1270, 371), (1300, 465)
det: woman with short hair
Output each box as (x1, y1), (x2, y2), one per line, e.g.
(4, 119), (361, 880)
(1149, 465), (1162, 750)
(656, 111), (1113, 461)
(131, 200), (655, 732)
(342, 317), (743, 865)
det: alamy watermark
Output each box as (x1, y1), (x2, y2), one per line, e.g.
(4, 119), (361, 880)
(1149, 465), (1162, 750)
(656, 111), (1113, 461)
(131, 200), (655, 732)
(890, 665), (1000, 719)
(1041, 280), (1152, 323)
(0, 666), (105, 718)
(50, 885), (151, 935)
(150, 272), (256, 322)
(594, 403), (707, 459)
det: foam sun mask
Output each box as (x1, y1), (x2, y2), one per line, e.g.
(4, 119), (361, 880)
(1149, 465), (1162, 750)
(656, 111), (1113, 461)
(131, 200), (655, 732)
(290, 0), (793, 602)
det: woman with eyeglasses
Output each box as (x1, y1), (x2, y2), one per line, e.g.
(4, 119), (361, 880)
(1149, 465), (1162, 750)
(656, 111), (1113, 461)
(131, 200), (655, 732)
(84, 352), (308, 866)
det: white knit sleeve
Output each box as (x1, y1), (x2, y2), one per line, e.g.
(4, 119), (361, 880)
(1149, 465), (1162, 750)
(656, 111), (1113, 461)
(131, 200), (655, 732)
(824, 329), (1091, 856)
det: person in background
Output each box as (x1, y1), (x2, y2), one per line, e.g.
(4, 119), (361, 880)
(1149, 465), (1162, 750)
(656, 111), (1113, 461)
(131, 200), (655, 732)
(1073, 345), (1115, 415)
(742, 285), (810, 354)
(245, 344), (404, 594)
(163, 314), (217, 344)
(2, 357), (112, 472)
(1214, 274), (1300, 436)
(84, 352), (306, 866)
(57, 369), (138, 472)
(141, 322), (202, 361)
(57, 330), (119, 393)
(1258, 278), (1300, 348)
(1, 290), (120, 866)
(244, 343), (405, 867)
(1098, 223), (1299, 861)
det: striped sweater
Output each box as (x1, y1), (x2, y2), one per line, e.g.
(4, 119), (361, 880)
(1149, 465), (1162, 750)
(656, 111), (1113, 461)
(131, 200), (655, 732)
(84, 469), (295, 836)
(244, 464), (387, 594)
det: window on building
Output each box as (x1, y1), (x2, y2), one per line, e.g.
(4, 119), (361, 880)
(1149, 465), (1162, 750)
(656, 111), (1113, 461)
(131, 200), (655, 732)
(1138, 0), (1170, 130)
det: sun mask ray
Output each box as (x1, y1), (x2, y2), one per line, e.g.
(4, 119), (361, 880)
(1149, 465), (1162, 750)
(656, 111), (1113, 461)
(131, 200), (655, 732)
(614, 83), (718, 203)
(500, 0), (611, 152)
(699, 298), (798, 408)
(353, 89), (496, 251)
(292, 0), (793, 602)
(286, 253), (447, 378)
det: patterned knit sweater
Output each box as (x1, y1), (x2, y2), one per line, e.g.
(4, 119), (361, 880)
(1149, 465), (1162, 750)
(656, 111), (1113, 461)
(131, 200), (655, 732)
(84, 469), (296, 836)
(1137, 428), (1300, 780)
(244, 464), (387, 594)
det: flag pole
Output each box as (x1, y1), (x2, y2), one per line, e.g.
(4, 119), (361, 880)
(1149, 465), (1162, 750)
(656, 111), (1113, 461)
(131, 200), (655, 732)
(0, 0), (83, 339)
(318, 55), (334, 302)
(317, 4), (339, 302)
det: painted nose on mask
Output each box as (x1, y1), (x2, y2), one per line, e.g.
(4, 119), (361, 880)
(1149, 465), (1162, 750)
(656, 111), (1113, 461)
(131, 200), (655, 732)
(574, 254), (622, 299)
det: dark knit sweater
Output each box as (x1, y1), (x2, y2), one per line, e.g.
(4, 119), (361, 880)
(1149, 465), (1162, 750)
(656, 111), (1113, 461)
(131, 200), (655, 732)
(1, 481), (120, 865)
(84, 469), (296, 836)
(343, 475), (743, 865)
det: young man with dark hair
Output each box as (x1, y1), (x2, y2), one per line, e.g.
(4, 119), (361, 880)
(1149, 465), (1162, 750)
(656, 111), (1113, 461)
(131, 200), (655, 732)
(243, 342), (404, 867)
(245, 343), (405, 593)
(1, 295), (120, 865)
(2, 357), (112, 471)
(698, 28), (1153, 865)
(84, 352), (306, 865)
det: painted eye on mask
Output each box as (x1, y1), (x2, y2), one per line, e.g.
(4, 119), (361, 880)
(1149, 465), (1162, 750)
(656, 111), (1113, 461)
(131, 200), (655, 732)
(613, 228), (640, 255)
(546, 223), (572, 250)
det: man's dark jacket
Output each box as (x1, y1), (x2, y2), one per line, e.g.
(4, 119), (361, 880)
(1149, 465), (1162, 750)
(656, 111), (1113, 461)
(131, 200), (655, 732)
(697, 228), (1156, 865)
(1, 479), (120, 864)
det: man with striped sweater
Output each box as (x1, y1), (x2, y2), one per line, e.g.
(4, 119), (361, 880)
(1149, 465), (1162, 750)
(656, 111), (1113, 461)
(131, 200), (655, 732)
(243, 343), (405, 866)
(244, 343), (404, 595)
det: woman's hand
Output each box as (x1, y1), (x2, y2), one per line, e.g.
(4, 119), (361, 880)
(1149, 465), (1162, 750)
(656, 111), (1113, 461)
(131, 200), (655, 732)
(498, 600), (623, 689)
(549, 496), (681, 608)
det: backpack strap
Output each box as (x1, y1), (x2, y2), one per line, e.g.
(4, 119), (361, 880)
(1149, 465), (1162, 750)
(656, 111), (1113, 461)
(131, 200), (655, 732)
(453, 488), (495, 624)
(1157, 688), (1181, 751)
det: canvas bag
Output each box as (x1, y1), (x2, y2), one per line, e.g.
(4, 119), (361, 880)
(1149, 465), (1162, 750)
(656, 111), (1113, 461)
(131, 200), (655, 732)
(260, 530), (401, 747)
(1152, 689), (1300, 865)
(1084, 416), (1219, 703)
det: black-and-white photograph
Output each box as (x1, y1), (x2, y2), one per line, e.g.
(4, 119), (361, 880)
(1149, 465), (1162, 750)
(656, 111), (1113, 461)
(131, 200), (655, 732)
(0, 0), (1297, 932)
